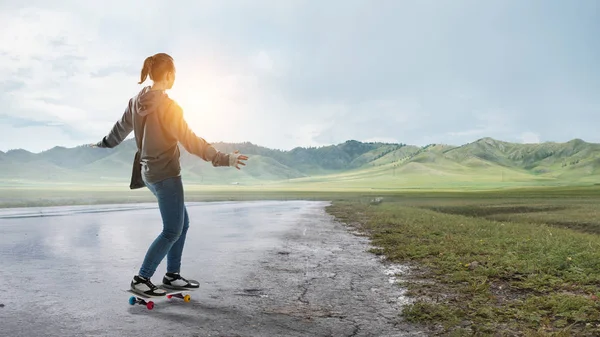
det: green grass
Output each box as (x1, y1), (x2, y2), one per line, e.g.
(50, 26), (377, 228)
(3, 184), (600, 208)
(326, 190), (600, 336)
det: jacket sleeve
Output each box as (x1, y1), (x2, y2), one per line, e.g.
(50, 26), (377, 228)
(96, 100), (134, 148)
(164, 101), (230, 167)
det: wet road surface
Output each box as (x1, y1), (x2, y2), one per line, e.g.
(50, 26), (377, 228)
(0, 201), (424, 336)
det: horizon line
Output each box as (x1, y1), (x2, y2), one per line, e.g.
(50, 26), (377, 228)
(0, 136), (592, 154)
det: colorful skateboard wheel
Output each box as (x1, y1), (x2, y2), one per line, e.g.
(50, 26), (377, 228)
(147, 301), (154, 310)
(128, 296), (136, 305)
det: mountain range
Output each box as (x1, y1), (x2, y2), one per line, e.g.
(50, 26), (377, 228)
(1, 137), (599, 188)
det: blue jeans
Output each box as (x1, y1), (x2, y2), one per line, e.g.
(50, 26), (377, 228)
(138, 175), (189, 279)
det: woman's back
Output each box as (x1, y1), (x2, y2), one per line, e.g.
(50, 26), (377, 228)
(93, 52), (246, 188)
(130, 86), (182, 184)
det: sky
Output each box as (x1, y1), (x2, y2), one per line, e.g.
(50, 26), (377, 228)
(0, 0), (599, 153)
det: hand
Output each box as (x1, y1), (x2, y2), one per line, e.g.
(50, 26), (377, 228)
(229, 150), (248, 170)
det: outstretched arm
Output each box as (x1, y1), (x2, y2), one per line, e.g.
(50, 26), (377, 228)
(165, 101), (247, 168)
(95, 100), (134, 148)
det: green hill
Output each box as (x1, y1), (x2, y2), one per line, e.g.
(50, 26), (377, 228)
(4, 149), (38, 163)
(2, 137), (600, 188)
(443, 138), (600, 176)
(37, 145), (114, 168)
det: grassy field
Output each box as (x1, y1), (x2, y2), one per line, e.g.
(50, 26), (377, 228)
(2, 182), (596, 209)
(327, 187), (600, 336)
(3, 183), (600, 335)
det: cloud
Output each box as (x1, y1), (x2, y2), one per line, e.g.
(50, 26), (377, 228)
(1, 1), (599, 153)
(0, 114), (49, 128)
(520, 132), (541, 144)
(311, 98), (423, 146)
(0, 114), (87, 143)
(251, 51), (275, 73)
(447, 129), (487, 137)
(90, 66), (138, 78)
(0, 80), (25, 92)
(0, 119), (82, 152)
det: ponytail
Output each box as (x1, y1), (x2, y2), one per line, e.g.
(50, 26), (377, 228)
(137, 53), (174, 84)
(138, 56), (154, 84)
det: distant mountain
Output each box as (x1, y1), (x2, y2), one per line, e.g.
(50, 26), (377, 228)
(443, 138), (600, 175)
(4, 149), (38, 162)
(2, 137), (600, 187)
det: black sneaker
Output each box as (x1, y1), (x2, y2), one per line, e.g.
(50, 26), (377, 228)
(130, 275), (167, 297)
(162, 272), (200, 289)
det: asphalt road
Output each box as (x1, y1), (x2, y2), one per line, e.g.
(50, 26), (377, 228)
(0, 200), (425, 337)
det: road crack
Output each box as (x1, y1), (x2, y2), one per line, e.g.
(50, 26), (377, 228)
(298, 284), (309, 304)
(297, 277), (317, 304)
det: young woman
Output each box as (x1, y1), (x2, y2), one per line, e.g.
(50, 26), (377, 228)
(92, 53), (248, 297)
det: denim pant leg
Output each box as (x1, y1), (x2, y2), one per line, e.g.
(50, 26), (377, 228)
(166, 206), (189, 273)
(138, 176), (186, 279)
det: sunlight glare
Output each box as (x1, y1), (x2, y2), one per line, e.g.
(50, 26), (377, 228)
(168, 73), (236, 142)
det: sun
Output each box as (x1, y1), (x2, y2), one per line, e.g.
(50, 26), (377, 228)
(167, 78), (236, 142)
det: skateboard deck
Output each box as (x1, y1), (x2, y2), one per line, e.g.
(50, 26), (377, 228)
(126, 285), (197, 310)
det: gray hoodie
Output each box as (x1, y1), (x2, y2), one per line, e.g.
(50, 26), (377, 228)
(96, 86), (230, 185)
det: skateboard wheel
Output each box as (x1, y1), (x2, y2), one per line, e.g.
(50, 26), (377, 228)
(147, 301), (154, 310)
(128, 296), (136, 305)
(184, 294), (191, 302)
(167, 295), (172, 299)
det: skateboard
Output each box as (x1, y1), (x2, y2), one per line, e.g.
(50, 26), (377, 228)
(126, 285), (197, 310)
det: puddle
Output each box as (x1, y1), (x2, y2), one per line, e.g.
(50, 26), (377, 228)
(383, 264), (414, 306)
(395, 288), (413, 306)
(384, 264), (410, 284)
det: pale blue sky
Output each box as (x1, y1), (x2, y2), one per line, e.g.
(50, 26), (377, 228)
(1, 0), (598, 153)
